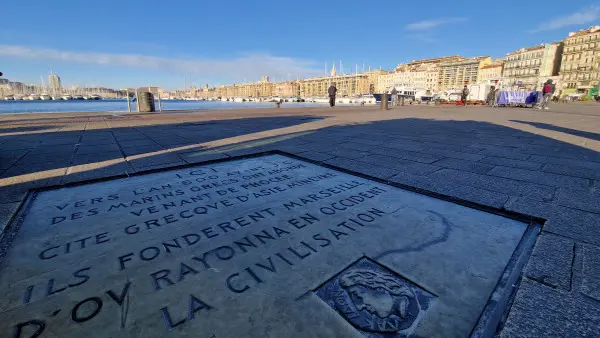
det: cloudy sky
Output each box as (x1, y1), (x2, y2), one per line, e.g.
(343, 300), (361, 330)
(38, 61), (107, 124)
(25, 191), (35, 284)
(1, 0), (598, 90)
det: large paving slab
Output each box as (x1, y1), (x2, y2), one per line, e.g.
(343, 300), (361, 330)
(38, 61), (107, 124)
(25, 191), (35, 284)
(0, 153), (532, 337)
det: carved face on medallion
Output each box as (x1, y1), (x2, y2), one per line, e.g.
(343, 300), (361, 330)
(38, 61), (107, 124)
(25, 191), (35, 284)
(315, 258), (435, 337)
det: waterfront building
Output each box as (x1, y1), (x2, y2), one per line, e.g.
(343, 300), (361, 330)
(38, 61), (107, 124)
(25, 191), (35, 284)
(559, 26), (600, 97)
(377, 63), (439, 92)
(299, 74), (364, 97)
(299, 67), (383, 97)
(401, 56), (464, 69)
(274, 81), (299, 97)
(48, 73), (61, 93)
(502, 43), (562, 90)
(477, 60), (504, 85)
(439, 56), (492, 91)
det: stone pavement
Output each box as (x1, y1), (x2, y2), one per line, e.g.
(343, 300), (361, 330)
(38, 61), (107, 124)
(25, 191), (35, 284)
(1, 102), (600, 336)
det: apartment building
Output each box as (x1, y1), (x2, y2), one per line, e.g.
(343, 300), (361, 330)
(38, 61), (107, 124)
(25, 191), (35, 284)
(502, 43), (562, 90)
(560, 26), (600, 97)
(438, 57), (492, 90)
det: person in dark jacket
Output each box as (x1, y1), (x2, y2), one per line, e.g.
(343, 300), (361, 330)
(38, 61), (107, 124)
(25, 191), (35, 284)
(328, 83), (337, 107)
(461, 85), (469, 106)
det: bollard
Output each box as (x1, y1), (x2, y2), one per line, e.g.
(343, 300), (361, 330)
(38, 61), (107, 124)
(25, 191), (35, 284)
(401, 96), (405, 106)
(275, 102), (281, 108)
(380, 93), (389, 110)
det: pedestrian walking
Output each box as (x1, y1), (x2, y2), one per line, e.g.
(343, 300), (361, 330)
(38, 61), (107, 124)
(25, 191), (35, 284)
(461, 85), (469, 106)
(328, 83), (337, 107)
(537, 80), (554, 110)
(390, 87), (398, 107)
(492, 86), (500, 108)
(486, 86), (496, 106)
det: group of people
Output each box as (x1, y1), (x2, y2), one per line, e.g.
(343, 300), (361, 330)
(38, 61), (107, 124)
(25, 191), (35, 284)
(326, 79), (560, 109)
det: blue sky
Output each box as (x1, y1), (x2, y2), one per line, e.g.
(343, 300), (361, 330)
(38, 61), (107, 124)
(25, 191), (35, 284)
(1, 0), (599, 90)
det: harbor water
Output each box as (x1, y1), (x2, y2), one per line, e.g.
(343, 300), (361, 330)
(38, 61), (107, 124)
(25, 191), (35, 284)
(0, 99), (328, 114)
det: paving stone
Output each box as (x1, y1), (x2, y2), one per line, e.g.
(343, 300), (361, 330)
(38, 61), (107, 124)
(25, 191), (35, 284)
(177, 150), (230, 163)
(293, 151), (337, 163)
(28, 144), (76, 154)
(357, 154), (441, 176)
(420, 147), (485, 161)
(324, 148), (374, 160)
(423, 141), (484, 154)
(488, 166), (590, 190)
(502, 279), (600, 338)
(121, 145), (165, 156)
(127, 153), (185, 170)
(151, 136), (194, 147)
(525, 233), (574, 290)
(71, 151), (124, 165)
(582, 244), (600, 301)
(78, 138), (117, 146)
(557, 188), (600, 214)
(0, 186), (27, 204)
(336, 141), (379, 152)
(17, 151), (74, 164)
(370, 147), (443, 164)
(0, 161), (69, 179)
(61, 162), (130, 184)
(1, 141), (39, 150)
(543, 163), (600, 180)
(529, 155), (600, 170)
(503, 197), (555, 219)
(479, 156), (542, 170)
(0, 202), (20, 234)
(390, 172), (509, 208)
(75, 143), (121, 155)
(432, 157), (494, 174)
(113, 133), (149, 141)
(430, 169), (555, 201)
(546, 207), (600, 246)
(377, 140), (425, 152)
(325, 157), (399, 180)
(38, 136), (81, 145)
(476, 148), (532, 160)
(117, 138), (159, 148)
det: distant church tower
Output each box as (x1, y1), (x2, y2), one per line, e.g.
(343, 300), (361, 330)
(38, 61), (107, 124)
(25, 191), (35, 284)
(330, 63), (337, 77)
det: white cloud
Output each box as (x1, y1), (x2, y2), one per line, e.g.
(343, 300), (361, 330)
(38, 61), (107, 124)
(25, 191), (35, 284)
(530, 5), (600, 32)
(0, 45), (322, 82)
(405, 18), (466, 31)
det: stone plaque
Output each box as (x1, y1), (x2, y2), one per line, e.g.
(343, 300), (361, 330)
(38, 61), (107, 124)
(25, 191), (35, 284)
(0, 154), (530, 337)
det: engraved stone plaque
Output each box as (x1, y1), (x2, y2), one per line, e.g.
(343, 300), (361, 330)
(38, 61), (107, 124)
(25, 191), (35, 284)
(0, 153), (532, 337)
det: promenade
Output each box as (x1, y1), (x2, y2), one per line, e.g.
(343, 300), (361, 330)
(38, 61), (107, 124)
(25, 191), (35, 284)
(1, 103), (600, 336)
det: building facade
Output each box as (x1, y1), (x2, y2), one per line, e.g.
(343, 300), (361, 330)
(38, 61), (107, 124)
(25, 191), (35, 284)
(377, 64), (439, 92)
(299, 69), (383, 97)
(502, 43), (563, 90)
(560, 26), (600, 97)
(274, 81), (299, 97)
(48, 74), (61, 93)
(477, 62), (504, 84)
(439, 57), (492, 90)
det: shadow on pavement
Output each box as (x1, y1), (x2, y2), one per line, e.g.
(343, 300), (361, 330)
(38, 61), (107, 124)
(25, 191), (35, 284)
(510, 120), (600, 141)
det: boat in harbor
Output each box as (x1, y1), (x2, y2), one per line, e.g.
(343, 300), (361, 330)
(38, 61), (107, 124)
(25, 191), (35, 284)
(3, 95), (14, 101)
(29, 94), (41, 100)
(73, 95), (84, 100)
(40, 93), (52, 100)
(89, 95), (101, 100)
(62, 95), (73, 100)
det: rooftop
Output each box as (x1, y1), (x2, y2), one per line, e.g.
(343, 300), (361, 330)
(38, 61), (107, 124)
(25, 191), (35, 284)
(568, 25), (600, 37)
